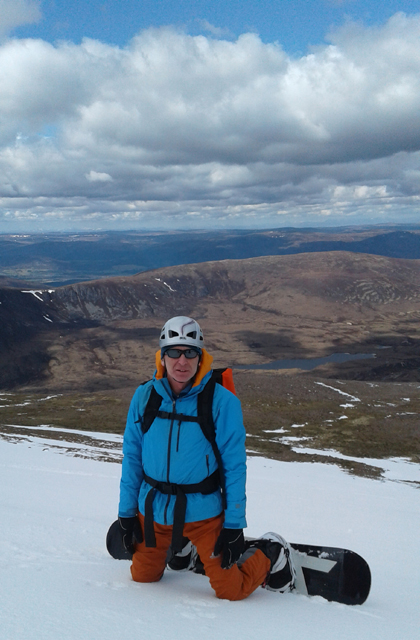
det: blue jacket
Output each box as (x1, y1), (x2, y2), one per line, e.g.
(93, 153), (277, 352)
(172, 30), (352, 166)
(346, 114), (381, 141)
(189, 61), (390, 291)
(118, 349), (247, 529)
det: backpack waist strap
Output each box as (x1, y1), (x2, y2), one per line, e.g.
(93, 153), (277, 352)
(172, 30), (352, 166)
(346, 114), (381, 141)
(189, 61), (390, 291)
(143, 470), (220, 554)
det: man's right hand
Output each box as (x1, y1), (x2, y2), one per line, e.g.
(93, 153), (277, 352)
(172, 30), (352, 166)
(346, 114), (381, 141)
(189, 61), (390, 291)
(118, 516), (143, 554)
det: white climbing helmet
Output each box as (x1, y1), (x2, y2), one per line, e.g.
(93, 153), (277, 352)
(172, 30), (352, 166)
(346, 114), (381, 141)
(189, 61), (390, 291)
(159, 316), (204, 351)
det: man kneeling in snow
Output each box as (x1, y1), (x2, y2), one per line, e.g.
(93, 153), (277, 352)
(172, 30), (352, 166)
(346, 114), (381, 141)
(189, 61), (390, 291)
(117, 316), (294, 600)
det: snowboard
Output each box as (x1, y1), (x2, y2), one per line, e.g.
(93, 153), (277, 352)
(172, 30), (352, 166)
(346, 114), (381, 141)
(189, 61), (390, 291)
(106, 520), (371, 605)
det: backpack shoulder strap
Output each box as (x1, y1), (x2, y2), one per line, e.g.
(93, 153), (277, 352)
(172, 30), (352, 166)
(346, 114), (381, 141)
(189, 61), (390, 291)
(197, 368), (236, 444)
(197, 372), (227, 508)
(140, 384), (163, 434)
(197, 374), (217, 443)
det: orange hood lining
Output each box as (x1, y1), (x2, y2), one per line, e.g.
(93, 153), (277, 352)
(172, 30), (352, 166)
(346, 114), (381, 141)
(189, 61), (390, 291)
(155, 348), (213, 388)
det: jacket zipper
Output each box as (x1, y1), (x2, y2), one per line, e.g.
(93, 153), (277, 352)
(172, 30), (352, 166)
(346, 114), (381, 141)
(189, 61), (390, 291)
(176, 420), (181, 452)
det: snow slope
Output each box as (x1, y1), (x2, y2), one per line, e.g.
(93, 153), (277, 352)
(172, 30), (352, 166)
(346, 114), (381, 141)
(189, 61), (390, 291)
(0, 431), (419, 640)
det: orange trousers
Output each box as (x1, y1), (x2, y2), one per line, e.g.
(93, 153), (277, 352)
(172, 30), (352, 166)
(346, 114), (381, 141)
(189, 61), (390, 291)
(131, 513), (270, 601)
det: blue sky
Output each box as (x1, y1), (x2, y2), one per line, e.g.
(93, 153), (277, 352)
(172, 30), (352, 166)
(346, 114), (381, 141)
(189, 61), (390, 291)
(13, 0), (419, 54)
(0, 1), (420, 232)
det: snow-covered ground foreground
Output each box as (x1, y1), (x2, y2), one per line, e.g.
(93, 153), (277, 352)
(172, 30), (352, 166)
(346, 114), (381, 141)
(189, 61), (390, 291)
(1, 430), (419, 640)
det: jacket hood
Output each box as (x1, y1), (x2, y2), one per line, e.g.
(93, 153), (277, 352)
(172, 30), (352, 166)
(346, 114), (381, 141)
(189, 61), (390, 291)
(155, 347), (213, 388)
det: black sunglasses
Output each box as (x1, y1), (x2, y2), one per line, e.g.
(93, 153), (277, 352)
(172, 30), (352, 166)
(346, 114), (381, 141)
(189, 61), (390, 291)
(164, 348), (200, 359)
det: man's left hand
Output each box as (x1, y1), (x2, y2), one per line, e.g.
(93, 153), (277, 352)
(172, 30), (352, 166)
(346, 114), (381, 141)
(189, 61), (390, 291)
(214, 528), (245, 569)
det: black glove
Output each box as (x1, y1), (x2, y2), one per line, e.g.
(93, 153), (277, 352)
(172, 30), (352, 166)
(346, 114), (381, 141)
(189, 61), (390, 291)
(214, 528), (245, 569)
(118, 516), (143, 554)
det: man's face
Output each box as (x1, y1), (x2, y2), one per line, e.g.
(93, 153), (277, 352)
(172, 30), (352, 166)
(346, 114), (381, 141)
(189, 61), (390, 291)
(161, 346), (200, 392)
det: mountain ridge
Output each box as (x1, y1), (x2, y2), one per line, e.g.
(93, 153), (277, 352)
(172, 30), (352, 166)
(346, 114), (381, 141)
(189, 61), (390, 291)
(1, 251), (420, 390)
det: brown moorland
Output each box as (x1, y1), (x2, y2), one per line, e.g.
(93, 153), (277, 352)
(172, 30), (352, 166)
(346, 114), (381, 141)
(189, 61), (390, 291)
(1, 251), (419, 478)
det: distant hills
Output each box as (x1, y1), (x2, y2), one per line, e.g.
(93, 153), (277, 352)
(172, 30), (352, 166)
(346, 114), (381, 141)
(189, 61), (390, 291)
(1, 226), (420, 286)
(1, 251), (420, 390)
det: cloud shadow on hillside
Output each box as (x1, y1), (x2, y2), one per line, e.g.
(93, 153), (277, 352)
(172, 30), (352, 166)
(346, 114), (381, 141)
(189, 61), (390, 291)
(234, 330), (309, 361)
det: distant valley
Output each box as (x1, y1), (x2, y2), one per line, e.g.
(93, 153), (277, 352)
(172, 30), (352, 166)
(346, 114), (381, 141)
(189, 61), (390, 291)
(1, 225), (420, 286)
(1, 245), (419, 471)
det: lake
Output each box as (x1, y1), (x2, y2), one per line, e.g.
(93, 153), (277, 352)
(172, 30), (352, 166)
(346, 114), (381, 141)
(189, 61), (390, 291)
(233, 352), (376, 371)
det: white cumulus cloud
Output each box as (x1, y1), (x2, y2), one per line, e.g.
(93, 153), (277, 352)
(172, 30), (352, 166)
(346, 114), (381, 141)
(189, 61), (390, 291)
(0, 14), (420, 231)
(86, 171), (113, 183)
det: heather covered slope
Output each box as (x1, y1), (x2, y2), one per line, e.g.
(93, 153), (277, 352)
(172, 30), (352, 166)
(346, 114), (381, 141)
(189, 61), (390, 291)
(2, 252), (420, 390)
